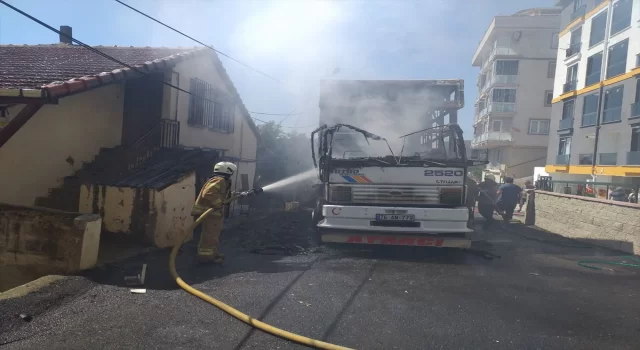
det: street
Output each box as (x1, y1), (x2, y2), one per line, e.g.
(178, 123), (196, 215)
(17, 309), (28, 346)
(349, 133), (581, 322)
(1, 211), (639, 350)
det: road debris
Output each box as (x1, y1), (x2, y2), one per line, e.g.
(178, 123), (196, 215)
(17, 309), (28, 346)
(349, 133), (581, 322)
(18, 313), (32, 322)
(124, 264), (147, 286)
(130, 289), (146, 294)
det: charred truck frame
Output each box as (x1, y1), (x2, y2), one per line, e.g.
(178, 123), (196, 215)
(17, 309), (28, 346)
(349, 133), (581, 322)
(310, 79), (472, 248)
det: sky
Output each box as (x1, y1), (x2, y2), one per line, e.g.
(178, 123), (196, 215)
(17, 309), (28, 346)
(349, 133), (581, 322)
(0, 0), (555, 138)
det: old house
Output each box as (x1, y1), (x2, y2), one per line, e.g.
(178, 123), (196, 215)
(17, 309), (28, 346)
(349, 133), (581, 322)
(0, 28), (259, 248)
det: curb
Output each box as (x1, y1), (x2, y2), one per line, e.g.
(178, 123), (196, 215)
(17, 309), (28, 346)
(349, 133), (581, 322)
(0, 275), (65, 301)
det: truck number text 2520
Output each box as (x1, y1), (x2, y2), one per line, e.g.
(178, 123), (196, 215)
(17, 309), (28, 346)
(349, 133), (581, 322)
(424, 170), (463, 177)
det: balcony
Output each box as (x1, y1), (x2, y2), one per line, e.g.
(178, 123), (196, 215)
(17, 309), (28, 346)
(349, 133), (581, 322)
(488, 102), (516, 114)
(631, 102), (640, 119)
(474, 107), (488, 123)
(566, 43), (581, 58)
(556, 154), (570, 165)
(627, 151), (640, 165)
(563, 80), (577, 93)
(471, 131), (513, 149)
(569, 5), (586, 22)
(598, 153), (617, 166)
(481, 46), (518, 71)
(558, 117), (574, 131)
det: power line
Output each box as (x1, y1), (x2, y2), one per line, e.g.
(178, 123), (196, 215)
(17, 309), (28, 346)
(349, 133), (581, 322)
(113, 0), (280, 83)
(0, 1), (292, 117)
(249, 111), (304, 116)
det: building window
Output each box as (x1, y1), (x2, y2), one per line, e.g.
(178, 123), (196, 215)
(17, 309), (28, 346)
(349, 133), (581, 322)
(611, 0), (632, 36)
(581, 93), (599, 126)
(606, 39), (628, 79)
(548, 61), (556, 78)
(566, 27), (582, 58)
(631, 129), (640, 152)
(585, 52), (603, 86)
(528, 119), (550, 135)
(578, 153), (593, 165)
(564, 64), (578, 92)
(491, 120), (502, 132)
(492, 88), (516, 103)
(188, 78), (235, 132)
(557, 137), (571, 166)
(544, 91), (553, 106)
(589, 11), (607, 47)
(602, 85), (624, 123)
(551, 32), (559, 49)
(562, 99), (575, 120)
(495, 60), (519, 75)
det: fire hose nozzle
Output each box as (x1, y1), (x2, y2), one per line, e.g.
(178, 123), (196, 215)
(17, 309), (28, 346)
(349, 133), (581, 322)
(239, 187), (264, 197)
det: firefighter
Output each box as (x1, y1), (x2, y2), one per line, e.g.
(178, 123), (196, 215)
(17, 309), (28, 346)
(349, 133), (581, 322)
(191, 161), (238, 263)
(477, 174), (499, 229)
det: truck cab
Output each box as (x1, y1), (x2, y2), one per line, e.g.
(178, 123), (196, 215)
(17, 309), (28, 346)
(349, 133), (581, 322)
(310, 123), (473, 248)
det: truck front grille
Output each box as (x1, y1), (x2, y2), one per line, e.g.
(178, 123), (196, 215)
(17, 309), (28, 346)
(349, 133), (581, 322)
(332, 185), (443, 205)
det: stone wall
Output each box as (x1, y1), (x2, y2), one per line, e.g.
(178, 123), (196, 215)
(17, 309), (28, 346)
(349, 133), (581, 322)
(535, 191), (640, 254)
(0, 204), (101, 274)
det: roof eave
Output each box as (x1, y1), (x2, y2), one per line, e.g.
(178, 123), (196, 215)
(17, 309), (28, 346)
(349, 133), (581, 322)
(472, 18), (497, 66)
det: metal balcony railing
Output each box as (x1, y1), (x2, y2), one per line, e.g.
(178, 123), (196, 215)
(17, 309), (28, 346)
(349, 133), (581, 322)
(555, 154), (570, 165)
(488, 102), (516, 113)
(598, 153), (618, 166)
(563, 80), (577, 93)
(558, 117), (574, 130)
(631, 102), (640, 119)
(569, 5), (586, 22)
(627, 151), (640, 165)
(566, 43), (581, 58)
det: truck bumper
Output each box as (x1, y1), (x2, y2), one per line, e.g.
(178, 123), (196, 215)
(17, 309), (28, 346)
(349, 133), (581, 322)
(316, 205), (472, 248)
(318, 205), (472, 234)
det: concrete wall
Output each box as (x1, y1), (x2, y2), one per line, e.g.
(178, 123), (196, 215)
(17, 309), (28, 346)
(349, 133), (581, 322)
(0, 204), (101, 273)
(79, 174), (198, 248)
(535, 191), (640, 254)
(152, 173), (195, 248)
(0, 84), (125, 206)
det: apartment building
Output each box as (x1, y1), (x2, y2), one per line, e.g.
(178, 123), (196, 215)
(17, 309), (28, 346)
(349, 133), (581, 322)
(547, 0), (640, 184)
(471, 8), (561, 181)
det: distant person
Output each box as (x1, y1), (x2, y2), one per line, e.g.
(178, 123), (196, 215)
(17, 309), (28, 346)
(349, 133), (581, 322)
(497, 177), (522, 223)
(629, 189), (638, 203)
(517, 180), (535, 212)
(477, 174), (498, 229)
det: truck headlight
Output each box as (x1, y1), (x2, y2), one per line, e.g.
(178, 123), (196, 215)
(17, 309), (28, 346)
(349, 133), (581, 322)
(439, 187), (463, 206)
(329, 186), (352, 203)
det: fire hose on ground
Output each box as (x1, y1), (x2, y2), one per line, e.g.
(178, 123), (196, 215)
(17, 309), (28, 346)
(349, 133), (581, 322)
(168, 187), (353, 350)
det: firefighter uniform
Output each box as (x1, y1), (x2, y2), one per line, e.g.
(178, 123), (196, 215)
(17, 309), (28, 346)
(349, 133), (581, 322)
(192, 175), (233, 263)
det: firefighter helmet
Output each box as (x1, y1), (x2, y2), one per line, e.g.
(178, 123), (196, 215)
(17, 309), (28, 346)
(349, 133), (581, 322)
(213, 162), (237, 176)
(484, 174), (496, 181)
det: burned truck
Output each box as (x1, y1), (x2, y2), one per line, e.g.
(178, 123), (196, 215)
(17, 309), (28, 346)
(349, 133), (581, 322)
(310, 79), (473, 248)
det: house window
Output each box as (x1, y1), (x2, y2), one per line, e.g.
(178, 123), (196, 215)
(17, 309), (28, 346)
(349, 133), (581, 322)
(495, 60), (519, 75)
(573, 0), (584, 11)
(544, 91), (553, 106)
(492, 88), (516, 103)
(548, 61), (556, 78)
(589, 11), (607, 47)
(491, 120), (502, 132)
(606, 39), (629, 79)
(602, 85), (624, 123)
(529, 119), (550, 135)
(562, 99), (575, 120)
(585, 52), (603, 86)
(611, 0), (632, 36)
(567, 27), (582, 57)
(551, 32), (559, 49)
(188, 78), (235, 133)
(581, 93), (599, 126)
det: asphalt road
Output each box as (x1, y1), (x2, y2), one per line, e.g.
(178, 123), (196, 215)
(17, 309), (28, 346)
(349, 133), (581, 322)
(1, 213), (640, 350)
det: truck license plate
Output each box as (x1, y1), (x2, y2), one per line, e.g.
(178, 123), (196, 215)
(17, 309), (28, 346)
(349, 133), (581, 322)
(375, 214), (415, 221)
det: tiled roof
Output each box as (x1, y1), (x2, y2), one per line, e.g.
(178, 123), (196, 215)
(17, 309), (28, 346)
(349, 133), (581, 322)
(0, 44), (205, 93)
(0, 44), (260, 140)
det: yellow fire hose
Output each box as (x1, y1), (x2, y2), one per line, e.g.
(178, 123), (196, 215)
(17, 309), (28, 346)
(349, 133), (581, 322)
(169, 196), (353, 350)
